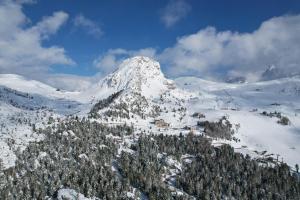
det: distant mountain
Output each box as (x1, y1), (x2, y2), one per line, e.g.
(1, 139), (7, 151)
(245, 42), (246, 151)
(261, 65), (300, 81)
(261, 65), (283, 80)
(225, 76), (246, 84)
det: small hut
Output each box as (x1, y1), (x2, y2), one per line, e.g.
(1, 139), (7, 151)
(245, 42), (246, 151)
(154, 119), (170, 128)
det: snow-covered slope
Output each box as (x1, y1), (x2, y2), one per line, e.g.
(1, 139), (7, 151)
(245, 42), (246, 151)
(1, 56), (300, 170)
(175, 76), (300, 167)
(176, 76), (300, 110)
(0, 74), (81, 100)
(0, 57), (178, 168)
(0, 75), (84, 168)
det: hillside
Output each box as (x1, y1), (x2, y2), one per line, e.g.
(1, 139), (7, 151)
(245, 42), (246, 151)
(176, 76), (300, 167)
(0, 56), (300, 199)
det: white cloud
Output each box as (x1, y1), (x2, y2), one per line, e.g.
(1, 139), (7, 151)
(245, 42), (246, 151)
(73, 14), (103, 38)
(160, 0), (191, 28)
(94, 14), (300, 82)
(159, 14), (300, 81)
(40, 74), (93, 91)
(93, 48), (156, 74)
(31, 11), (69, 39)
(0, 1), (74, 75)
(15, 0), (37, 4)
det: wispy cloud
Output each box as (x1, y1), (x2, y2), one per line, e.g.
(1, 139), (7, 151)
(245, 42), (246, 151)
(160, 0), (191, 28)
(0, 1), (74, 76)
(41, 73), (93, 91)
(73, 14), (103, 39)
(15, 0), (37, 4)
(31, 11), (70, 39)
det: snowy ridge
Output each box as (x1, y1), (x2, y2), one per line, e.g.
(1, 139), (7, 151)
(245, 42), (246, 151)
(0, 86), (81, 114)
(0, 74), (80, 100)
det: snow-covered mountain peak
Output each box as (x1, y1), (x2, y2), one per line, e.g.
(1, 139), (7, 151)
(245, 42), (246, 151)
(261, 65), (279, 80)
(261, 64), (300, 81)
(100, 56), (174, 98)
(267, 64), (276, 71)
(117, 56), (162, 76)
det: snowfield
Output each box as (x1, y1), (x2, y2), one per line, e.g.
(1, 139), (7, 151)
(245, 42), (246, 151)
(176, 76), (300, 167)
(0, 56), (299, 170)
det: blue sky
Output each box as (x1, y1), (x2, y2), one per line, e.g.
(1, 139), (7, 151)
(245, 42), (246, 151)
(1, 0), (300, 88)
(25, 0), (300, 75)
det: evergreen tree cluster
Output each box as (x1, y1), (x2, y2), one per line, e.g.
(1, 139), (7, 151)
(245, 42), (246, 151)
(89, 90), (123, 118)
(177, 145), (300, 199)
(122, 133), (300, 199)
(90, 91), (160, 120)
(198, 116), (234, 140)
(118, 135), (174, 199)
(0, 118), (131, 199)
(170, 134), (298, 199)
(0, 119), (299, 199)
(261, 111), (291, 126)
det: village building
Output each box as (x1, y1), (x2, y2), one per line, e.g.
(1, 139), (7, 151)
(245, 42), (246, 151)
(153, 119), (170, 128)
(183, 125), (197, 133)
